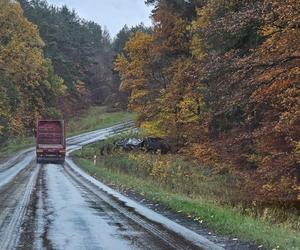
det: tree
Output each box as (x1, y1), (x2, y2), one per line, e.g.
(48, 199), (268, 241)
(0, 0), (65, 137)
(116, 0), (206, 144)
(115, 32), (160, 126)
(116, 0), (300, 203)
(110, 24), (152, 109)
(0, 84), (10, 142)
(244, 0), (300, 201)
(19, 0), (115, 113)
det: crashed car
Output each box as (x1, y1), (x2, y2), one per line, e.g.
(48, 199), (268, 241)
(114, 138), (144, 151)
(143, 137), (170, 154)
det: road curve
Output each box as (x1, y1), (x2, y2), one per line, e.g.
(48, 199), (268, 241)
(0, 123), (224, 250)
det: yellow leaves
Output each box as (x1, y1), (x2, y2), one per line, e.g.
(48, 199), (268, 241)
(0, 1), (46, 87)
(194, 8), (209, 29)
(114, 32), (166, 135)
(152, 4), (190, 54)
(10, 114), (25, 137)
(178, 97), (202, 124)
(140, 120), (167, 138)
(114, 32), (154, 94)
(258, 0), (300, 56)
(114, 55), (128, 74)
(190, 8), (209, 61)
(0, 0), (66, 137)
(0, 125), (4, 136)
(190, 33), (207, 61)
(150, 159), (166, 181)
(130, 89), (150, 100)
(261, 26), (277, 37)
(127, 152), (191, 185)
(123, 32), (154, 60)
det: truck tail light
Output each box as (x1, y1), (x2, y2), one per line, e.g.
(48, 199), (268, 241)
(36, 149), (44, 153)
(59, 149), (66, 154)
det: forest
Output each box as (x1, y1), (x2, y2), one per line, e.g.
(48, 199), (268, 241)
(0, 0), (147, 140)
(115, 0), (300, 204)
(0, 0), (299, 205)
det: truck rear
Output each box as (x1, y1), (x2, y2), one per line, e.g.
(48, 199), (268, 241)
(36, 120), (66, 164)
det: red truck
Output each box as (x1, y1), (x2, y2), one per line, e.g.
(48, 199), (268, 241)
(36, 120), (66, 164)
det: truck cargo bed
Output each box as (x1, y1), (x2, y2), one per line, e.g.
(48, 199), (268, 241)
(36, 120), (66, 164)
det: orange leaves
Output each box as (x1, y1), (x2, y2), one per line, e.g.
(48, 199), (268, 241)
(114, 32), (165, 133)
(114, 32), (154, 95)
(114, 0), (300, 203)
(152, 3), (191, 55)
(123, 32), (154, 59)
(183, 142), (220, 165)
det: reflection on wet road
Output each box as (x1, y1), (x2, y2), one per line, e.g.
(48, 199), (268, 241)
(0, 123), (223, 250)
(26, 164), (187, 250)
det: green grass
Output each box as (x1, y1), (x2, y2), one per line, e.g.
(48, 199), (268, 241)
(0, 137), (35, 160)
(73, 154), (300, 250)
(67, 106), (135, 137)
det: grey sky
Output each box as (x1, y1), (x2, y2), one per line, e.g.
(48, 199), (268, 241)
(47, 0), (153, 38)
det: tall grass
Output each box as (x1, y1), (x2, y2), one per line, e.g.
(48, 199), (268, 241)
(73, 142), (300, 250)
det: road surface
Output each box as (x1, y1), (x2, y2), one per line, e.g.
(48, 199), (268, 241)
(0, 123), (224, 250)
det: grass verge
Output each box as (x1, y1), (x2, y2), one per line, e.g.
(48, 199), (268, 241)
(72, 147), (300, 250)
(67, 106), (134, 137)
(0, 137), (35, 159)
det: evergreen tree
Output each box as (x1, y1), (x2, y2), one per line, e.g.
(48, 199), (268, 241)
(19, 0), (115, 112)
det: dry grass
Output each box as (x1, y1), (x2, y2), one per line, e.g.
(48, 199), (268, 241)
(72, 140), (300, 250)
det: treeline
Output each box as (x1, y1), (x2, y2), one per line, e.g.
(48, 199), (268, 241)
(19, 0), (115, 113)
(115, 0), (300, 203)
(19, 0), (151, 112)
(0, 0), (65, 141)
(0, 0), (148, 142)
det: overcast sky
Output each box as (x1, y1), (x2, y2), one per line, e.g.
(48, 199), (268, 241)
(47, 0), (153, 38)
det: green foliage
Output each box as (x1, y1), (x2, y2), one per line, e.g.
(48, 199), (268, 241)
(19, 0), (116, 110)
(113, 23), (152, 55)
(0, 136), (35, 160)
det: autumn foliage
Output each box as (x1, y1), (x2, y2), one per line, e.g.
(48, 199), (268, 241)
(0, 0), (130, 143)
(115, 0), (300, 204)
(0, 0), (65, 140)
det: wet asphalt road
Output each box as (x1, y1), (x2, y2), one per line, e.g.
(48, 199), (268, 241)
(0, 123), (224, 250)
